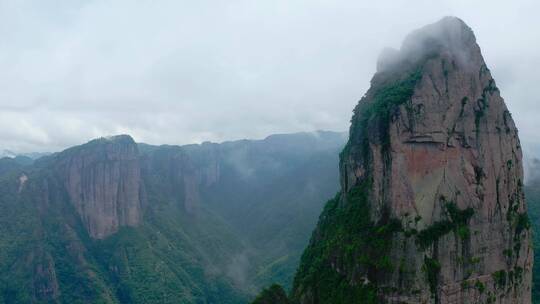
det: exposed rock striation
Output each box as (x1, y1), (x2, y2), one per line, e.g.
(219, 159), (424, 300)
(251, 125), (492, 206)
(292, 17), (532, 303)
(53, 135), (144, 239)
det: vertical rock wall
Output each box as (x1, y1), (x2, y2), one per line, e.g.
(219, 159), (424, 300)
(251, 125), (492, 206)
(54, 135), (143, 239)
(294, 17), (532, 304)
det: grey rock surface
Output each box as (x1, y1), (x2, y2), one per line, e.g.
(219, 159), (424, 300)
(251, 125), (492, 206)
(54, 135), (143, 239)
(338, 17), (532, 303)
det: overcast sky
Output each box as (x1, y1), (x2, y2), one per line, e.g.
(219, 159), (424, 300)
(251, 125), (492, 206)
(0, 0), (539, 155)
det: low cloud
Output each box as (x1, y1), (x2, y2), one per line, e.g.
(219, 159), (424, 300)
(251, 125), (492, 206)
(0, 0), (539, 157)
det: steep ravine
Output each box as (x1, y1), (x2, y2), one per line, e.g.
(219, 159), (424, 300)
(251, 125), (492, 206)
(256, 17), (533, 304)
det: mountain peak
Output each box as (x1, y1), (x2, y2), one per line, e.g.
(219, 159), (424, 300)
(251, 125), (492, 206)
(292, 18), (531, 303)
(402, 16), (474, 49)
(377, 16), (479, 73)
(103, 134), (135, 143)
(87, 134), (136, 147)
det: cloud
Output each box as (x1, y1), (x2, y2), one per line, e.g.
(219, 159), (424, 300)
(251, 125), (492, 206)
(0, 0), (539, 156)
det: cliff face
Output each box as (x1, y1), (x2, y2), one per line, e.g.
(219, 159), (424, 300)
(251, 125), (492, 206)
(53, 135), (143, 239)
(141, 143), (220, 215)
(293, 17), (532, 303)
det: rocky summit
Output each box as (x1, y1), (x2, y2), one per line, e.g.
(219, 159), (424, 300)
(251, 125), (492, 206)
(290, 17), (532, 303)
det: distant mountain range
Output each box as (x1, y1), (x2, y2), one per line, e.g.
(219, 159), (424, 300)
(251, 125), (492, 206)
(0, 150), (51, 161)
(0, 130), (346, 303)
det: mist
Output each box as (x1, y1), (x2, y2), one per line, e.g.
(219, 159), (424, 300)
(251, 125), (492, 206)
(0, 0), (539, 157)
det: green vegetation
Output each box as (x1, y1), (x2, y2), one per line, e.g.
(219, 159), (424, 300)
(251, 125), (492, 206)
(0, 172), (118, 303)
(525, 178), (540, 303)
(0, 132), (347, 303)
(410, 201), (474, 300)
(475, 280), (486, 294)
(502, 110), (513, 133)
(292, 66), (424, 303)
(492, 270), (507, 289)
(507, 184), (531, 269)
(0, 172), (249, 304)
(509, 266), (524, 286)
(251, 284), (289, 304)
(515, 213), (531, 235)
(474, 79), (499, 134)
(415, 201), (474, 249)
(291, 177), (403, 303)
(416, 220), (454, 249)
(369, 69), (423, 125)
(92, 211), (247, 304)
(422, 256), (441, 298)
(350, 67), (423, 162)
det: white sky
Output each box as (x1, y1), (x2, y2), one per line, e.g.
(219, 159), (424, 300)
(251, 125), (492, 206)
(0, 0), (538, 155)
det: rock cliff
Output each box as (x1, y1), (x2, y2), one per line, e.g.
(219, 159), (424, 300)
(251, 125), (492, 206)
(292, 17), (532, 303)
(53, 135), (143, 239)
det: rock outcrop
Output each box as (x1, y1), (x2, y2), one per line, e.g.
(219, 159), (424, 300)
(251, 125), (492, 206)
(28, 249), (60, 302)
(292, 17), (532, 303)
(54, 135), (143, 239)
